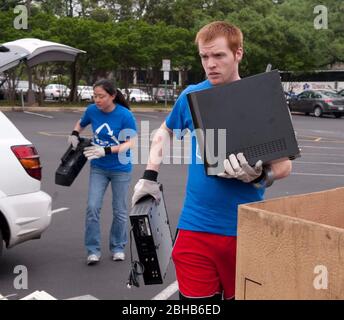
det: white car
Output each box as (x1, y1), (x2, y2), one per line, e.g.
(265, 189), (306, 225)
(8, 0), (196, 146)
(15, 80), (39, 94)
(44, 84), (70, 100)
(0, 111), (52, 258)
(127, 88), (151, 103)
(77, 85), (93, 101)
(0, 80), (39, 95)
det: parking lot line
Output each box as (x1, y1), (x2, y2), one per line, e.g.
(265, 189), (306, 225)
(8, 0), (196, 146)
(151, 281), (178, 300)
(38, 131), (93, 138)
(294, 161), (344, 166)
(133, 112), (159, 119)
(24, 111), (54, 119)
(300, 145), (344, 150)
(301, 152), (344, 157)
(51, 207), (69, 215)
(292, 172), (344, 177)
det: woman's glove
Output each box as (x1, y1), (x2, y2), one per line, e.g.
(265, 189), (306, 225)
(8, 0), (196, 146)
(68, 130), (80, 150)
(217, 153), (263, 183)
(83, 145), (111, 160)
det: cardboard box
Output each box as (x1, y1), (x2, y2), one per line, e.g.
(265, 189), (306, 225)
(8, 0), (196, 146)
(235, 187), (344, 300)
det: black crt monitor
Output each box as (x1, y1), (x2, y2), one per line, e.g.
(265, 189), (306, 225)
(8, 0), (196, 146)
(187, 70), (300, 175)
(129, 184), (173, 285)
(55, 137), (92, 186)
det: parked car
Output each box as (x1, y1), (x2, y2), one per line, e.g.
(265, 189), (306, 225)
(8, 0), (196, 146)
(44, 84), (70, 100)
(337, 89), (344, 97)
(77, 85), (93, 101)
(288, 89), (344, 118)
(154, 88), (178, 103)
(126, 88), (151, 103)
(0, 80), (39, 96)
(284, 90), (297, 101)
(0, 111), (52, 258)
(15, 80), (39, 93)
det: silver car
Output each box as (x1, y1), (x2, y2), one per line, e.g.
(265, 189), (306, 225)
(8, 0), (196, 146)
(289, 90), (344, 118)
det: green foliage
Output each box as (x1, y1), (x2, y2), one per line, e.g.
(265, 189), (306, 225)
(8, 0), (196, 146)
(1, 0), (343, 86)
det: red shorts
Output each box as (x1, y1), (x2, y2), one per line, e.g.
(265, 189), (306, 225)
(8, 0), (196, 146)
(172, 229), (237, 299)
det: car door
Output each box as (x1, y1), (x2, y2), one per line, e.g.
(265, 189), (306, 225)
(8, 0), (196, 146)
(297, 91), (312, 113)
(290, 92), (303, 112)
(311, 92), (323, 112)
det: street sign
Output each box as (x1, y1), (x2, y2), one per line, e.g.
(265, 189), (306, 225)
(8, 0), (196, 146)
(163, 71), (169, 81)
(162, 59), (171, 72)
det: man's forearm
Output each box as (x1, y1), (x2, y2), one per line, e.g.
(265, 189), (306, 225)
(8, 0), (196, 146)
(270, 159), (292, 180)
(146, 122), (172, 172)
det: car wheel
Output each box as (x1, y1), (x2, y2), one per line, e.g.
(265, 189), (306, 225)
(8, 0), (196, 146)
(314, 106), (323, 118)
(0, 228), (3, 258)
(334, 113), (342, 118)
(131, 97), (136, 103)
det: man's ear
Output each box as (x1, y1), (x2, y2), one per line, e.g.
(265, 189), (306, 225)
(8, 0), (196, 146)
(235, 47), (244, 63)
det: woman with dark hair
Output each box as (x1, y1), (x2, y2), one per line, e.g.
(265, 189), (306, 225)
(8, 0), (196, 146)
(68, 79), (137, 265)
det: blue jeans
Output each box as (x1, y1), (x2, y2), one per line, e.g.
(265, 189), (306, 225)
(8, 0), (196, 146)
(85, 166), (131, 256)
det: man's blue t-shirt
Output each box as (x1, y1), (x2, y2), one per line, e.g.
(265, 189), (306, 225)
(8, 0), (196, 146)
(80, 103), (137, 172)
(166, 80), (265, 236)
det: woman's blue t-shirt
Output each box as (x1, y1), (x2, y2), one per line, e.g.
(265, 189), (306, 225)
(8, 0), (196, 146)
(165, 80), (265, 236)
(80, 103), (137, 172)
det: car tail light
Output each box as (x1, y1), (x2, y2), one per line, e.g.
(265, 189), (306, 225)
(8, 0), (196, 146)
(11, 145), (42, 181)
(324, 99), (333, 104)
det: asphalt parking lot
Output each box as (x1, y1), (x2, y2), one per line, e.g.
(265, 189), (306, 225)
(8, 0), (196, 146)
(0, 109), (343, 300)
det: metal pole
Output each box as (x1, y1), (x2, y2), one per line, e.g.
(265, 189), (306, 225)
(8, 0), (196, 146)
(21, 90), (24, 111)
(164, 80), (167, 108)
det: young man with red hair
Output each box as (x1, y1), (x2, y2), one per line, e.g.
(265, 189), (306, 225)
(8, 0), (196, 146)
(132, 21), (292, 300)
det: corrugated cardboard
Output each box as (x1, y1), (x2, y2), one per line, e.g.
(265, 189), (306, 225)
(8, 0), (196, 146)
(235, 187), (344, 300)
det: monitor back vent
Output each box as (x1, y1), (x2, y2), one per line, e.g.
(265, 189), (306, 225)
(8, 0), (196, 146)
(233, 138), (287, 159)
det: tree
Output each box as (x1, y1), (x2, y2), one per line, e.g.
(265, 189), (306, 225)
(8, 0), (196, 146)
(2, 0), (344, 93)
(0, 0), (22, 11)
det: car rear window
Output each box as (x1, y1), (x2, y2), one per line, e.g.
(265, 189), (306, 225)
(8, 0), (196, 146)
(319, 91), (341, 98)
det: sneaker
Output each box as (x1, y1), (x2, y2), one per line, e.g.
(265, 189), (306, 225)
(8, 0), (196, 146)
(87, 254), (100, 265)
(112, 252), (125, 261)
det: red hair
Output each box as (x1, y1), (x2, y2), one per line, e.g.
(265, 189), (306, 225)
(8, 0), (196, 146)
(195, 21), (243, 54)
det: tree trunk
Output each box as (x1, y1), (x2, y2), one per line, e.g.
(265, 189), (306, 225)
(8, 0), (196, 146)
(70, 60), (78, 102)
(152, 66), (160, 88)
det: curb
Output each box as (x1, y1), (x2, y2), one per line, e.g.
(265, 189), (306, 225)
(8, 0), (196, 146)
(0, 106), (172, 113)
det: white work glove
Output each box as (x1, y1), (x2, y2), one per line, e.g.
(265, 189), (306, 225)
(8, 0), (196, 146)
(132, 179), (161, 207)
(83, 145), (109, 160)
(68, 131), (80, 150)
(218, 153), (263, 183)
